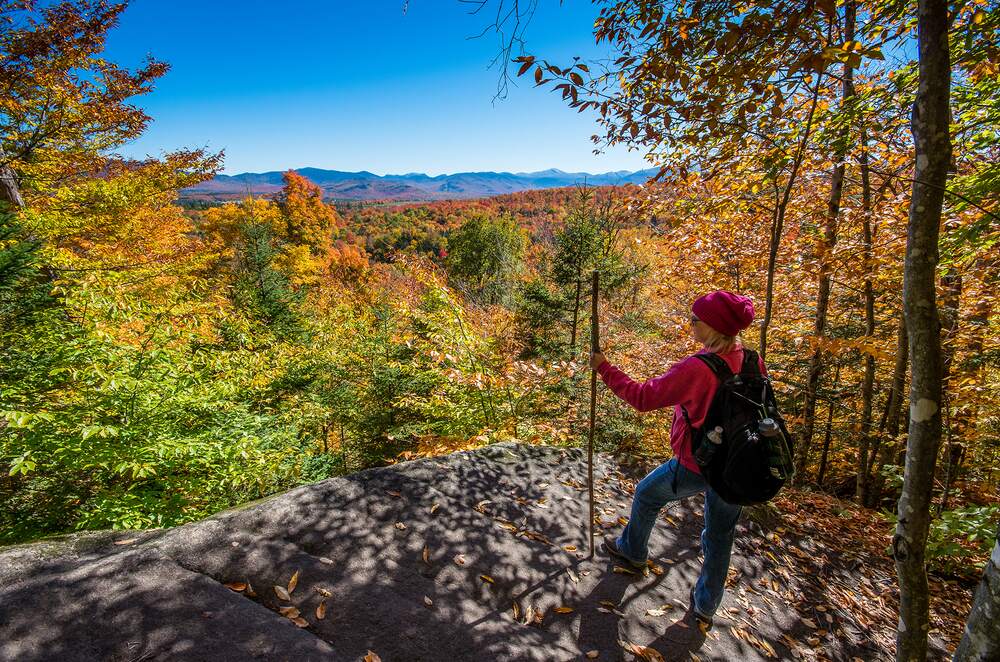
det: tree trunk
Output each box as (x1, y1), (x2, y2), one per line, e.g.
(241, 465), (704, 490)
(893, 1), (950, 659)
(339, 422), (347, 471)
(858, 124), (877, 505)
(939, 414), (962, 514)
(938, 269), (962, 514)
(953, 523), (1000, 661)
(570, 277), (582, 348)
(872, 314), (909, 505)
(817, 364), (841, 487)
(759, 79), (823, 362)
(0, 148), (24, 209)
(797, 10), (853, 482)
(888, 315), (909, 440)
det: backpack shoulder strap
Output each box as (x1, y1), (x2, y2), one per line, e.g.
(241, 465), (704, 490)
(740, 348), (761, 377)
(693, 352), (733, 381)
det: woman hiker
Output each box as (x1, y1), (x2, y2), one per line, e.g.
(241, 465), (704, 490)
(589, 290), (763, 630)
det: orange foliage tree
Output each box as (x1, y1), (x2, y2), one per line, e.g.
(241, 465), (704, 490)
(0, 0), (170, 206)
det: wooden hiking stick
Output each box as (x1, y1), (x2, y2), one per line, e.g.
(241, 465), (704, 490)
(587, 270), (600, 559)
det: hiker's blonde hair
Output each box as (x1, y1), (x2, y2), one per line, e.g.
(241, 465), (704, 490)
(701, 325), (740, 354)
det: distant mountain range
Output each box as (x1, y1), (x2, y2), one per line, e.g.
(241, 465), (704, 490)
(180, 167), (659, 202)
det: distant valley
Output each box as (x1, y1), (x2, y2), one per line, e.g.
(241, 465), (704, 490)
(181, 167), (659, 202)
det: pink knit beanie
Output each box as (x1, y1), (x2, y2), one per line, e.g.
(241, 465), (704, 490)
(692, 291), (755, 336)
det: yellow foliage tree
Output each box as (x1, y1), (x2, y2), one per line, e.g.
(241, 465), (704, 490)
(200, 198), (285, 274)
(279, 170), (340, 255)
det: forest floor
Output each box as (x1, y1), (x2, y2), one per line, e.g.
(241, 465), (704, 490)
(0, 443), (974, 661)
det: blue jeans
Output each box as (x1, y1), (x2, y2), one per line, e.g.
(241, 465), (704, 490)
(615, 458), (742, 619)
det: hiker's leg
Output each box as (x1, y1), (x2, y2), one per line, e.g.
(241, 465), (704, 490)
(693, 488), (742, 618)
(617, 459), (703, 563)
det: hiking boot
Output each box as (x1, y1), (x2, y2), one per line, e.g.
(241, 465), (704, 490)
(689, 588), (713, 631)
(602, 537), (646, 570)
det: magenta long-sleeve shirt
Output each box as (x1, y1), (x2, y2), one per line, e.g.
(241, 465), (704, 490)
(596, 346), (766, 474)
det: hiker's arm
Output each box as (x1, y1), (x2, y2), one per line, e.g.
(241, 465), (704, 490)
(594, 356), (694, 413)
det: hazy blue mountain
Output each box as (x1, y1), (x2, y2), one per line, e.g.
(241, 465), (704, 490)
(181, 167), (658, 202)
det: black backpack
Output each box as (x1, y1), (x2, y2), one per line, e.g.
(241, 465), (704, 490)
(680, 349), (795, 506)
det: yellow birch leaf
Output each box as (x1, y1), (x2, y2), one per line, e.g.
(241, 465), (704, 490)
(316, 601), (327, 620)
(274, 586), (291, 601)
(224, 582), (247, 592)
(287, 570), (299, 594)
(553, 606), (574, 613)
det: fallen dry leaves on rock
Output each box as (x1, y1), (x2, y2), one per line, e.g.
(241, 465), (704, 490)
(622, 640), (665, 661)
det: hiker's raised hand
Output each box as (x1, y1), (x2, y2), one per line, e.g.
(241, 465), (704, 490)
(590, 351), (607, 371)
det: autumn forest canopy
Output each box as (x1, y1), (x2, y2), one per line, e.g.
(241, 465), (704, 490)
(0, 0), (998, 658)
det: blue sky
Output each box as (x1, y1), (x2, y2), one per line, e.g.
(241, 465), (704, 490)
(103, 1), (651, 176)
